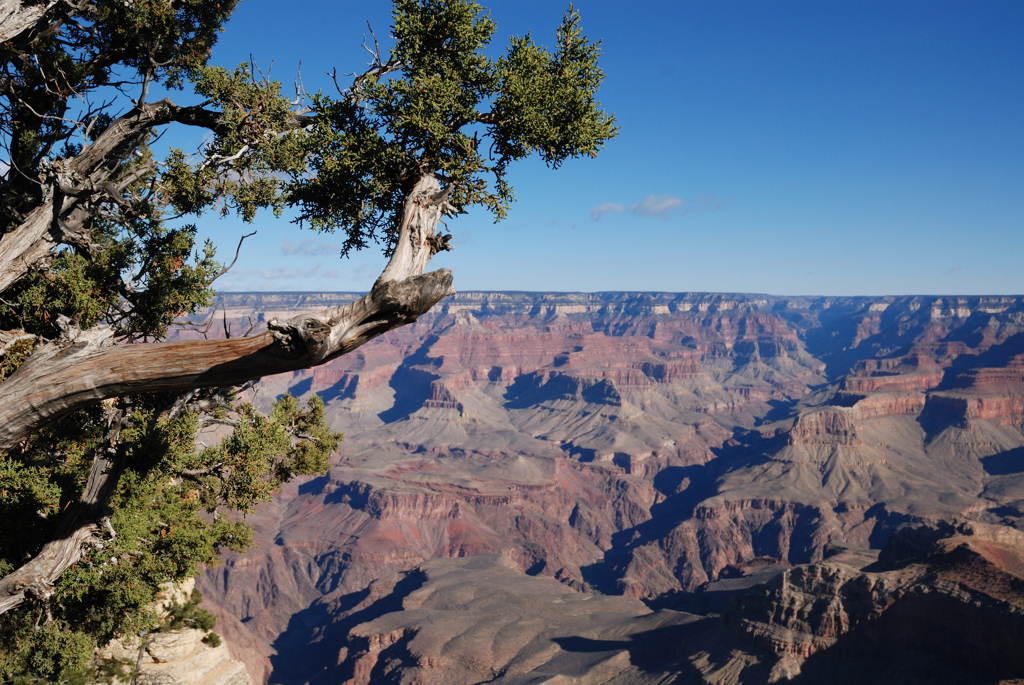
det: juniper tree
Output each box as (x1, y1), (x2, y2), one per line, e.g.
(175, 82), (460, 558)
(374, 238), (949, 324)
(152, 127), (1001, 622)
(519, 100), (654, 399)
(0, 0), (615, 678)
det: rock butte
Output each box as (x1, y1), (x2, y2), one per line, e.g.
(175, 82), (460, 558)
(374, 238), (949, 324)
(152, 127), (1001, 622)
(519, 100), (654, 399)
(168, 292), (1024, 684)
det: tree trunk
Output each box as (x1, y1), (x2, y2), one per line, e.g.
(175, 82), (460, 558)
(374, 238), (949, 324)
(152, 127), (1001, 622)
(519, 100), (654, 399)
(0, 0), (57, 44)
(0, 98), (225, 293)
(0, 173), (455, 614)
(0, 440), (125, 614)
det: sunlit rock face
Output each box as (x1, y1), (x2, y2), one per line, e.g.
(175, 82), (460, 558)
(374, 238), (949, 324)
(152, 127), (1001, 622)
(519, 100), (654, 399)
(180, 292), (1024, 684)
(97, 579), (253, 685)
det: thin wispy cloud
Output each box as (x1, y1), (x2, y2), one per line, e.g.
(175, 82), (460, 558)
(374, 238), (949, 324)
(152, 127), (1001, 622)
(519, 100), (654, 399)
(281, 237), (339, 256)
(590, 202), (624, 221)
(686, 193), (725, 214)
(590, 193), (725, 222)
(631, 194), (682, 219)
(230, 264), (340, 281)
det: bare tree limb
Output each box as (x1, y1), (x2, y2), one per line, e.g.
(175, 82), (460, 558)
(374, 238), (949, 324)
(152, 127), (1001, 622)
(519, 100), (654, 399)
(0, 174), (455, 454)
(0, 0), (60, 44)
(0, 406), (127, 615)
(211, 230), (256, 282)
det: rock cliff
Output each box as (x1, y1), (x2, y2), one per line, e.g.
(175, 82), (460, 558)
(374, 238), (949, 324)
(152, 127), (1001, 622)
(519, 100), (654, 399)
(97, 579), (252, 685)
(727, 520), (1024, 683)
(255, 522), (1024, 685)
(170, 292), (1024, 683)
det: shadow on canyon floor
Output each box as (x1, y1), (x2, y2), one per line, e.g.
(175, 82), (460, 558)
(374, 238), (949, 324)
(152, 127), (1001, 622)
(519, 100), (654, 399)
(785, 624), (1014, 685)
(548, 618), (725, 684)
(269, 569), (428, 685)
(981, 446), (1024, 476)
(580, 461), (722, 595)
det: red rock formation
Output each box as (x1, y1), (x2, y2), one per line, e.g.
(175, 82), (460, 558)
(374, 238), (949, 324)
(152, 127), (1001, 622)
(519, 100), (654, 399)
(729, 521), (1024, 682)
(789, 410), (862, 446)
(180, 293), (1024, 683)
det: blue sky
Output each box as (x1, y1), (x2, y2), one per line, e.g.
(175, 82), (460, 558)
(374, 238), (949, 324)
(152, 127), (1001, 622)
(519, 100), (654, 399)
(186, 0), (1023, 296)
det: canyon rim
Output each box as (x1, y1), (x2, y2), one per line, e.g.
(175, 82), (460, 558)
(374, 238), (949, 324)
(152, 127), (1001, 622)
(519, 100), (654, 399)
(185, 291), (1024, 685)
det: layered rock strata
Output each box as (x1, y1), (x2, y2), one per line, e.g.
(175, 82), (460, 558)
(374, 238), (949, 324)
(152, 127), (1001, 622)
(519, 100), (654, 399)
(173, 293), (1024, 683)
(268, 522), (1024, 685)
(727, 520), (1024, 683)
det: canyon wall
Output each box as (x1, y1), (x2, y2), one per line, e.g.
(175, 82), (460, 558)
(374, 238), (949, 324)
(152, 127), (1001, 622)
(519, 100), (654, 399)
(179, 292), (1024, 684)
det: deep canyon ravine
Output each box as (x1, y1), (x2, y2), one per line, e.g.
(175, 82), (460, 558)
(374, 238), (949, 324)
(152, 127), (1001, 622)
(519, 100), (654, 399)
(177, 292), (1024, 685)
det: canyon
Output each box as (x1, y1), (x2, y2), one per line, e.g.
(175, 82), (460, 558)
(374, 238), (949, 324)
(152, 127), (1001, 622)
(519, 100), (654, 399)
(181, 292), (1024, 684)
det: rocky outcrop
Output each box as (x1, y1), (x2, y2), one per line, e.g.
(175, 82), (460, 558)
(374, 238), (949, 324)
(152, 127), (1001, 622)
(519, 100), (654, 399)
(789, 410), (861, 446)
(727, 521), (1024, 683)
(842, 371), (944, 393)
(179, 293), (1024, 683)
(98, 579), (252, 685)
(99, 630), (251, 685)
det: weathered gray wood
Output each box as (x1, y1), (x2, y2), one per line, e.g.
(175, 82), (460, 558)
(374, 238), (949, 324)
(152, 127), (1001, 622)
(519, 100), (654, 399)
(0, 0), (57, 44)
(0, 176), (455, 454)
(0, 173), (456, 615)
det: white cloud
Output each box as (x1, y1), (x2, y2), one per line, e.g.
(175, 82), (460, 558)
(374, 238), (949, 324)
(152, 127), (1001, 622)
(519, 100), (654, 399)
(281, 237), (339, 256)
(630, 194), (683, 219)
(228, 263), (340, 281)
(590, 193), (725, 223)
(590, 202), (624, 221)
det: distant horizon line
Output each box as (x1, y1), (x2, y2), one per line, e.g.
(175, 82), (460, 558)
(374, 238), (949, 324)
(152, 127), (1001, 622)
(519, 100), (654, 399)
(214, 290), (1024, 299)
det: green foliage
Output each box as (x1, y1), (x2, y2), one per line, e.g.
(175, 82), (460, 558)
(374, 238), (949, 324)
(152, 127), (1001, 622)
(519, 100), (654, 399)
(164, 589), (218, 632)
(0, 219), (219, 341)
(0, 0), (612, 680)
(490, 9), (616, 170)
(0, 338), (37, 382)
(2, 250), (119, 333)
(0, 394), (338, 679)
(0, 406), (107, 577)
(0, 0), (238, 233)
(160, 61), (309, 222)
(137, 0), (617, 256)
(288, 1), (617, 252)
(0, 619), (97, 685)
(91, 0), (239, 90)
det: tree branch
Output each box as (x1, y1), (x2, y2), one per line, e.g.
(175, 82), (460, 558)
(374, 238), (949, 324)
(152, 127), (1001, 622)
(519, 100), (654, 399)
(0, 174), (456, 616)
(0, 94), (311, 296)
(0, 174), (455, 453)
(211, 230), (256, 283)
(0, 406), (127, 615)
(0, 0), (60, 45)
